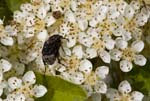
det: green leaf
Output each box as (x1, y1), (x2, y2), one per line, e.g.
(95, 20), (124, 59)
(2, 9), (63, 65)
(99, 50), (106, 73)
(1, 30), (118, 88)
(0, 0), (12, 25)
(127, 58), (150, 95)
(35, 72), (87, 101)
(5, 0), (30, 12)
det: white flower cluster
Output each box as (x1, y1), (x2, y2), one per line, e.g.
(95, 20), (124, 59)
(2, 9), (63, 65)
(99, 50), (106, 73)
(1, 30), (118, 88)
(106, 80), (144, 101)
(0, 0), (149, 100)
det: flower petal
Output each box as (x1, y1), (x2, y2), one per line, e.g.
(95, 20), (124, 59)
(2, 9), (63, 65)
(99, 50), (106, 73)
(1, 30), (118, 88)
(103, 38), (115, 50)
(72, 45), (84, 59)
(131, 40), (144, 53)
(85, 48), (97, 59)
(0, 59), (12, 72)
(99, 50), (111, 63)
(120, 60), (133, 72)
(110, 49), (122, 61)
(8, 77), (22, 90)
(106, 88), (121, 101)
(130, 91), (144, 101)
(22, 71), (36, 85)
(79, 59), (92, 74)
(95, 66), (109, 79)
(70, 72), (85, 84)
(118, 80), (131, 94)
(33, 85), (47, 98)
(0, 36), (14, 46)
(37, 29), (48, 42)
(94, 81), (107, 94)
(15, 93), (25, 101)
(134, 55), (147, 66)
(115, 38), (128, 49)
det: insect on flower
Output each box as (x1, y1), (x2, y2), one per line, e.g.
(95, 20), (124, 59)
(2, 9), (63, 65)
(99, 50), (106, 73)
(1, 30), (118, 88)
(52, 11), (62, 19)
(42, 35), (64, 65)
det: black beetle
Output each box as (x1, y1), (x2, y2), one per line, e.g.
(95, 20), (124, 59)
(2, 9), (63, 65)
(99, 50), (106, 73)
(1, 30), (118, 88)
(42, 35), (63, 65)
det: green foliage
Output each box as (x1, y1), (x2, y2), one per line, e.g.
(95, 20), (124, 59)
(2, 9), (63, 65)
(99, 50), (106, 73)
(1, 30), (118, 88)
(0, 0), (12, 25)
(35, 72), (87, 101)
(5, 0), (30, 12)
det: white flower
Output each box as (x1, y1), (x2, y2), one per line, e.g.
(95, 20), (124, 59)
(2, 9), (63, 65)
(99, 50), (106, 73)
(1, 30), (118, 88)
(93, 7), (107, 25)
(112, 27), (124, 36)
(95, 66), (109, 79)
(70, 72), (85, 84)
(85, 48), (97, 59)
(110, 49), (122, 61)
(103, 38), (115, 50)
(36, 6), (47, 19)
(92, 1), (102, 11)
(22, 71), (36, 85)
(99, 50), (111, 63)
(5, 25), (17, 36)
(131, 40), (144, 53)
(60, 22), (70, 35)
(5, 93), (16, 101)
(14, 93), (26, 101)
(72, 45), (84, 59)
(70, 0), (77, 11)
(37, 29), (48, 42)
(134, 55), (147, 66)
(106, 80), (144, 101)
(94, 81), (107, 94)
(117, 1), (127, 14)
(0, 59), (12, 72)
(89, 18), (99, 27)
(77, 19), (88, 31)
(0, 36), (14, 46)
(124, 5), (135, 20)
(20, 3), (33, 13)
(78, 32), (93, 47)
(13, 62), (25, 75)
(24, 14), (35, 27)
(65, 10), (76, 23)
(79, 59), (92, 74)
(33, 85), (47, 97)
(114, 15), (126, 26)
(106, 88), (121, 100)
(131, 27), (142, 40)
(122, 30), (132, 41)
(59, 47), (71, 58)
(55, 64), (66, 73)
(115, 38), (128, 49)
(25, 50), (38, 62)
(86, 27), (101, 38)
(8, 77), (22, 90)
(118, 80), (131, 94)
(134, 12), (149, 26)
(23, 27), (35, 38)
(51, 5), (63, 13)
(13, 11), (26, 23)
(44, 13), (56, 27)
(130, 1), (140, 12)
(130, 91), (144, 101)
(120, 60), (133, 72)
(107, 9), (120, 20)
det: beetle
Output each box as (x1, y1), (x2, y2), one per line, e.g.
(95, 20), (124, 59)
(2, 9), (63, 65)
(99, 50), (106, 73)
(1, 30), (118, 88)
(52, 11), (62, 19)
(42, 35), (63, 65)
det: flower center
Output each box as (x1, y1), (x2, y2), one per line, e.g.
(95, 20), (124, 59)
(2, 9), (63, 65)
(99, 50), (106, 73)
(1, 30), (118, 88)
(122, 48), (135, 61)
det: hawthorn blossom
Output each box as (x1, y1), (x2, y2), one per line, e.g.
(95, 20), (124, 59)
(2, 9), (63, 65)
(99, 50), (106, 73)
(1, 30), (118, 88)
(106, 80), (144, 101)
